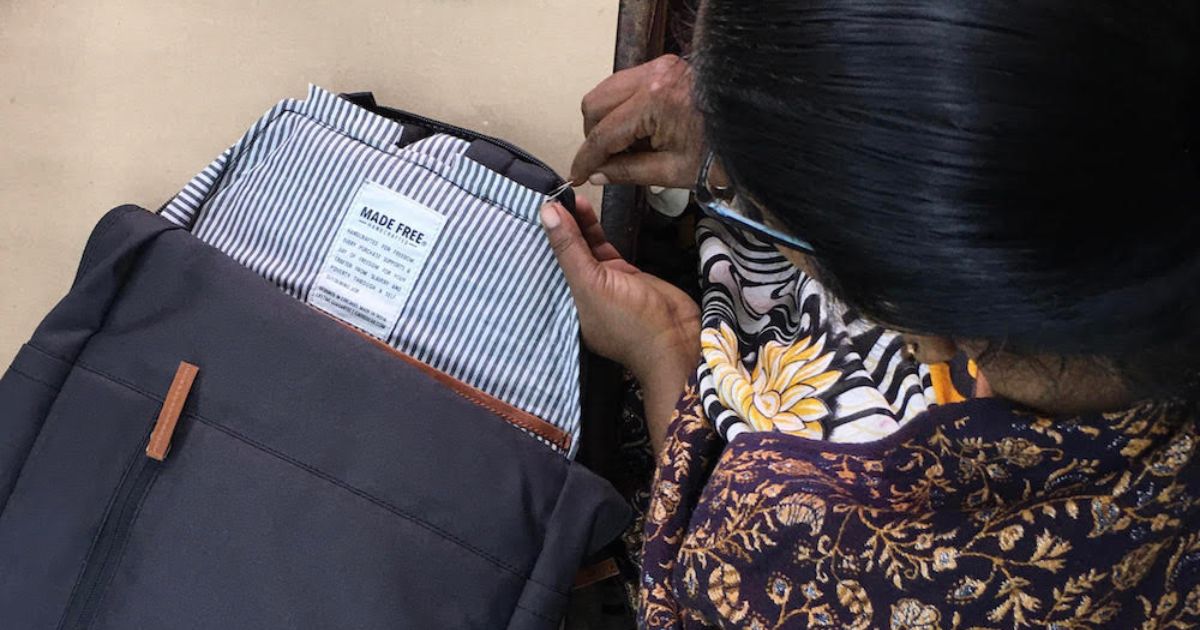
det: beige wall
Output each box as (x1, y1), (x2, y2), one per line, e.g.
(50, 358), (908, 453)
(0, 0), (616, 366)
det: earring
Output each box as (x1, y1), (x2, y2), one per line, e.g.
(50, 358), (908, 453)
(904, 341), (920, 361)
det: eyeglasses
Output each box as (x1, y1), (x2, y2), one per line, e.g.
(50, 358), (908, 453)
(693, 151), (815, 254)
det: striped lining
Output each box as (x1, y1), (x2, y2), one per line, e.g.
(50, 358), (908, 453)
(159, 85), (581, 455)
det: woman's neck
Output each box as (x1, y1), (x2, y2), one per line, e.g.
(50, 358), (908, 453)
(977, 351), (1134, 415)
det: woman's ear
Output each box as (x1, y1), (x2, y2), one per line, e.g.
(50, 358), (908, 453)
(903, 334), (958, 364)
(777, 246), (818, 276)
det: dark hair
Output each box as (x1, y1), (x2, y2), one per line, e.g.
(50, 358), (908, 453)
(694, 0), (1200, 398)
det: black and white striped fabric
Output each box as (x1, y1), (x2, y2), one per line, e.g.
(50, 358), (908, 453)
(696, 217), (934, 443)
(160, 85), (581, 455)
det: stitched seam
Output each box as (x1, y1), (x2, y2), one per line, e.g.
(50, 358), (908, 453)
(23, 343), (71, 365)
(217, 120), (302, 186)
(30, 327), (569, 453)
(299, 108), (536, 223)
(192, 413), (564, 594)
(442, 381), (570, 452)
(191, 117), (302, 227)
(77, 208), (131, 280)
(63, 359), (569, 597)
(422, 372), (566, 449)
(1, 347), (72, 516)
(513, 602), (559, 623)
(7, 365), (61, 392)
(79, 470), (161, 630)
(324, 317), (571, 452)
(244, 101), (536, 224)
(183, 109), (291, 228)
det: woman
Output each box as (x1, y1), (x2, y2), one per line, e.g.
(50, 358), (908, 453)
(543, 1), (1200, 628)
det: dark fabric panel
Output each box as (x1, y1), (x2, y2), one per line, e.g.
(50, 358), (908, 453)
(507, 160), (559, 196)
(337, 92), (574, 205)
(514, 463), (637, 628)
(398, 122), (435, 147)
(465, 140), (562, 196)
(32, 205), (178, 366)
(465, 139), (519, 177)
(76, 220), (618, 572)
(0, 370), (159, 629)
(339, 91), (377, 108)
(0, 203), (175, 521)
(333, 90), (576, 210)
(92, 420), (524, 629)
(0, 345), (72, 511)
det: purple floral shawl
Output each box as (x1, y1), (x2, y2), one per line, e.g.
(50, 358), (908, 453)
(638, 379), (1200, 629)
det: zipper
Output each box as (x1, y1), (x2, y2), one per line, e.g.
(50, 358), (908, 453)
(321, 312), (573, 453)
(58, 428), (162, 630)
(364, 103), (566, 186)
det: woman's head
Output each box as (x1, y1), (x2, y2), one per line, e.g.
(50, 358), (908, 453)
(693, 0), (1200, 401)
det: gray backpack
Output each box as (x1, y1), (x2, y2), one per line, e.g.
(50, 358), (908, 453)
(0, 89), (629, 629)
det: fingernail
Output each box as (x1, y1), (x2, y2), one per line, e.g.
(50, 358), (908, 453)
(588, 173), (609, 186)
(540, 203), (561, 230)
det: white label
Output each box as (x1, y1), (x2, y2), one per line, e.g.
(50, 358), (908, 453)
(310, 181), (447, 338)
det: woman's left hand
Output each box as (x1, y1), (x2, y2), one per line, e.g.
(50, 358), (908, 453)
(540, 196), (699, 379)
(541, 196), (699, 450)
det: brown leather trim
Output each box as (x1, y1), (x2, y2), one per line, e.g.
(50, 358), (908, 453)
(146, 361), (199, 461)
(323, 315), (572, 452)
(573, 558), (620, 590)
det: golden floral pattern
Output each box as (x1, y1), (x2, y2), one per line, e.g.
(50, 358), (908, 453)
(639, 378), (1200, 629)
(701, 321), (840, 437)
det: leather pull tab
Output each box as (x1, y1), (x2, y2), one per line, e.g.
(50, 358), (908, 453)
(573, 558), (621, 591)
(146, 362), (199, 461)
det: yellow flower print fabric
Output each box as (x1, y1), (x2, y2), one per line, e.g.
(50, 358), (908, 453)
(696, 218), (938, 443)
(702, 322), (840, 436)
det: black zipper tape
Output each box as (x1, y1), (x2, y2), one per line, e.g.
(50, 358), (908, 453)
(58, 428), (163, 630)
(340, 92), (562, 179)
(337, 92), (576, 212)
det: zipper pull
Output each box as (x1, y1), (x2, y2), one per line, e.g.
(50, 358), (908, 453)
(146, 361), (199, 461)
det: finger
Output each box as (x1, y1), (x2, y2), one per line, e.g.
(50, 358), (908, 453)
(573, 196), (608, 251)
(573, 195), (628, 263)
(582, 55), (685, 136)
(592, 242), (628, 265)
(601, 257), (641, 275)
(581, 64), (651, 135)
(591, 151), (693, 189)
(583, 218), (611, 254)
(540, 201), (601, 290)
(570, 92), (652, 184)
(574, 194), (601, 232)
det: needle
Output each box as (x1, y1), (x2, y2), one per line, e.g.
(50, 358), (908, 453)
(543, 181), (575, 205)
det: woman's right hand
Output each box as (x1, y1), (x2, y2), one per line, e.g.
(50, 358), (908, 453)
(570, 54), (706, 189)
